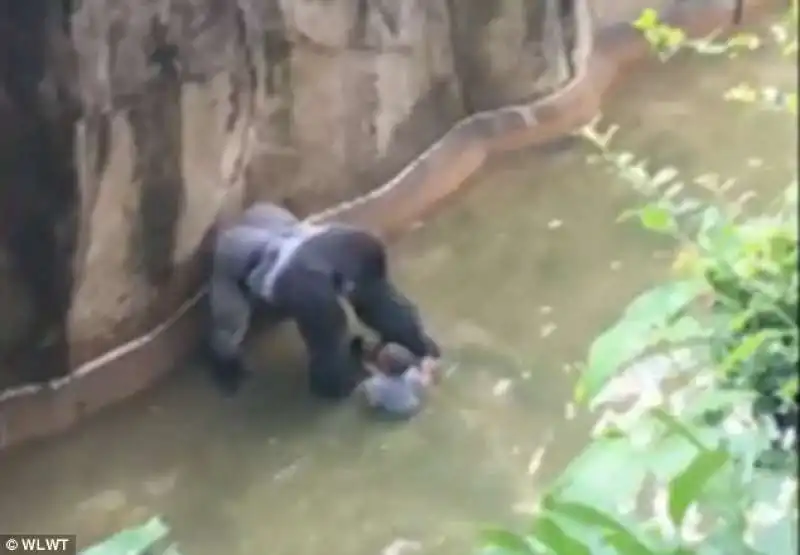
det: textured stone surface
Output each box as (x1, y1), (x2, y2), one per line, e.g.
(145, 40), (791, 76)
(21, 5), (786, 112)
(67, 0), (259, 365)
(0, 1), (80, 387)
(591, 0), (672, 25)
(245, 0), (573, 210)
(0, 0), (261, 388)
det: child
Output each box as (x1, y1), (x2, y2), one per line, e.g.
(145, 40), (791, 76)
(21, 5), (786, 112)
(358, 342), (438, 418)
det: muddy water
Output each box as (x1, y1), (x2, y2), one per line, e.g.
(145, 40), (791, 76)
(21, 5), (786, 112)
(0, 32), (795, 555)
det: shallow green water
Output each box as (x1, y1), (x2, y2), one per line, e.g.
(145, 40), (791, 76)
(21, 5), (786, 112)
(0, 28), (794, 555)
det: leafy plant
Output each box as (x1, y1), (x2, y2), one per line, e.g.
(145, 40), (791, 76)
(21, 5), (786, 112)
(80, 517), (182, 555)
(480, 381), (797, 555)
(580, 8), (798, 452)
(632, 7), (798, 115)
(479, 8), (797, 555)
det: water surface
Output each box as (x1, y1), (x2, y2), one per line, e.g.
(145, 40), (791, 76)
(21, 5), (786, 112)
(0, 26), (794, 555)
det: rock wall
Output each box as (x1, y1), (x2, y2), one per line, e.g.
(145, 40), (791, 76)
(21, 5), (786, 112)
(66, 0), (259, 382)
(0, 1), (80, 388)
(244, 0), (573, 211)
(0, 0), (574, 390)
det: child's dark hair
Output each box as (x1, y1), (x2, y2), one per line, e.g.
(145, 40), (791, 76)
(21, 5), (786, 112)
(377, 343), (417, 377)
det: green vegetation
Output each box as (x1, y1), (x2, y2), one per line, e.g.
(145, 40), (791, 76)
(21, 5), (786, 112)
(80, 517), (179, 555)
(480, 8), (798, 555)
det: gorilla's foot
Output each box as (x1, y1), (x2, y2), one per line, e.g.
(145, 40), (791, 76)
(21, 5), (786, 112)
(208, 356), (249, 396)
(308, 373), (360, 401)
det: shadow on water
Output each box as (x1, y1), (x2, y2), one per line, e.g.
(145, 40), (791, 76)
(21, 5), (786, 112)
(0, 25), (795, 555)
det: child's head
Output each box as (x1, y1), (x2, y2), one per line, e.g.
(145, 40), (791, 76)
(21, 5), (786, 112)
(375, 343), (418, 377)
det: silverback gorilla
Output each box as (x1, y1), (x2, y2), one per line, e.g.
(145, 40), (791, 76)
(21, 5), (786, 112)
(208, 203), (441, 399)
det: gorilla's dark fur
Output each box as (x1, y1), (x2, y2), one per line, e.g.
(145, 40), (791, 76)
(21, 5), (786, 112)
(208, 203), (440, 399)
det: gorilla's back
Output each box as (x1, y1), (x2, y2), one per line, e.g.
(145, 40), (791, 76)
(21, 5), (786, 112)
(213, 203), (327, 301)
(238, 203), (300, 231)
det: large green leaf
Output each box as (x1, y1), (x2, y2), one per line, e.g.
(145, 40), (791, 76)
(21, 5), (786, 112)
(575, 320), (650, 405)
(604, 529), (659, 555)
(655, 316), (711, 344)
(644, 435), (706, 482)
(578, 280), (706, 403)
(529, 515), (591, 555)
(544, 499), (657, 555)
(81, 517), (171, 555)
(480, 528), (537, 555)
(667, 448), (730, 527)
(554, 439), (649, 509)
(622, 280), (706, 323)
(675, 387), (755, 424)
(638, 204), (679, 234)
(716, 330), (772, 377)
(650, 408), (710, 451)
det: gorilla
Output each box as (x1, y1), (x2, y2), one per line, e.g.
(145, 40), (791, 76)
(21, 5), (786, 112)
(208, 203), (440, 399)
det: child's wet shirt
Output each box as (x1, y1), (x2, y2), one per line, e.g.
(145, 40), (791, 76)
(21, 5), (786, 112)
(360, 366), (428, 417)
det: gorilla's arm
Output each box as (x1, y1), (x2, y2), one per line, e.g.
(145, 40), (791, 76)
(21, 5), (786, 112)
(296, 224), (441, 361)
(352, 280), (441, 359)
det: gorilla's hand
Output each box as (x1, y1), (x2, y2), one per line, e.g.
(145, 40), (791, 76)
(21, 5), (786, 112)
(422, 333), (442, 359)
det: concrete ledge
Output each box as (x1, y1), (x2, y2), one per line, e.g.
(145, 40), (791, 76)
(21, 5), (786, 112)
(0, 0), (773, 451)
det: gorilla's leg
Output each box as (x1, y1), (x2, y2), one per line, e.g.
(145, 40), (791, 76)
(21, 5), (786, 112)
(208, 272), (253, 394)
(276, 266), (367, 399)
(351, 279), (441, 359)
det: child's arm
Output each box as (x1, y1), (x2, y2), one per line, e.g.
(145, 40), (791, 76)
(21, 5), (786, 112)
(404, 367), (431, 396)
(419, 357), (441, 384)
